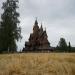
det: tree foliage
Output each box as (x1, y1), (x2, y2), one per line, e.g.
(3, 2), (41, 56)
(68, 42), (71, 52)
(58, 38), (67, 51)
(0, 0), (21, 53)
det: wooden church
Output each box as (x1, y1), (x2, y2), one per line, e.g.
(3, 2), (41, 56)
(23, 19), (51, 52)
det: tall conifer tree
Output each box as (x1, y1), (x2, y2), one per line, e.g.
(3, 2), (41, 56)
(68, 42), (71, 52)
(0, 0), (21, 53)
(58, 38), (67, 51)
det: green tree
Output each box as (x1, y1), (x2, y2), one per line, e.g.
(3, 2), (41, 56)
(68, 42), (71, 52)
(58, 38), (67, 52)
(0, 0), (21, 53)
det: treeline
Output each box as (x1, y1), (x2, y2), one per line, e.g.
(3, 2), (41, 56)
(55, 38), (75, 52)
(22, 37), (75, 53)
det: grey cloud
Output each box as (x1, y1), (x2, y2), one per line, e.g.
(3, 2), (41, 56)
(0, 0), (75, 50)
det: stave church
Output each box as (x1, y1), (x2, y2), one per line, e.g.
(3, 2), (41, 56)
(23, 19), (51, 52)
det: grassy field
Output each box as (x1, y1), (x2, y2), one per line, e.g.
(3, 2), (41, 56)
(0, 53), (75, 75)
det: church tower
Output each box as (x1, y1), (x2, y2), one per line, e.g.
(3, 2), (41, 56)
(23, 19), (50, 52)
(33, 19), (39, 33)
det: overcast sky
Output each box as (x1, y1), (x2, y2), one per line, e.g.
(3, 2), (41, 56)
(0, 0), (75, 50)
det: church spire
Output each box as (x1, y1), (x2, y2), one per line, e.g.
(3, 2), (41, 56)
(40, 22), (43, 31)
(44, 27), (47, 37)
(34, 17), (38, 25)
(33, 18), (39, 33)
(41, 22), (43, 28)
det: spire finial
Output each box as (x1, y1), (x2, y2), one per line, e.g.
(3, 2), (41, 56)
(35, 17), (38, 22)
